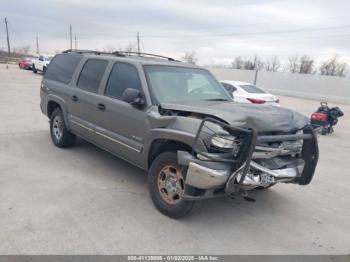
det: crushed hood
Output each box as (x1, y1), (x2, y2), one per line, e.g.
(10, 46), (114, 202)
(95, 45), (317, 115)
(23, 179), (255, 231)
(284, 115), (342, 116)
(160, 101), (309, 133)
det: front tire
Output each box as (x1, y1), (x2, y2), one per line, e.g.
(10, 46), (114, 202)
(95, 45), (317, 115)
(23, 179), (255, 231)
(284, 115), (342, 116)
(32, 65), (37, 73)
(148, 152), (195, 218)
(50, 108), (76, 148)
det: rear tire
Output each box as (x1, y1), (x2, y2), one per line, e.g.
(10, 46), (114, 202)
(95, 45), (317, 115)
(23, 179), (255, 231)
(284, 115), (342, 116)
(148, 152), (195, 218)
(43, 66), (46, 74)
(50, 108), (76, 148)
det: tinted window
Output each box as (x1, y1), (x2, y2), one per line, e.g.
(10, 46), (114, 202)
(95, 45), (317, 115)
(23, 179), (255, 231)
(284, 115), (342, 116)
(77, 59), (108, 93)
(240, 84), (266, 94)
(221, 83), (237, 93)
(105, 63), (142, 99)
(44, 54), (82, 84)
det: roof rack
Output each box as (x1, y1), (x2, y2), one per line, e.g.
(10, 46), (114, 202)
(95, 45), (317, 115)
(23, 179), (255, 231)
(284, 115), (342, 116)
(62, 49), (179, 61)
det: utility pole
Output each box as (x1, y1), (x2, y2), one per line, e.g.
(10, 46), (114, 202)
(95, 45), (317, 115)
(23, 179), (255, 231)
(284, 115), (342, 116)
(137, 32), (140, 55)
(36, 36), (39, 55)
(74, 35), (77, 50)
(4, 17), (11, 58)
(253, 69), (259, 85)
(69, 24), (72, 50)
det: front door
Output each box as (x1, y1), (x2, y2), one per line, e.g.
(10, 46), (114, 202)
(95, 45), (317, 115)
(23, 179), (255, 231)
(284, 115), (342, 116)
(93, 62), (148, 166)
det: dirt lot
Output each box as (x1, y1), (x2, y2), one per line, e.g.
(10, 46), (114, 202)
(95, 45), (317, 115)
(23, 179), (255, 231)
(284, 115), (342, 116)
(0, 64), (349, 254)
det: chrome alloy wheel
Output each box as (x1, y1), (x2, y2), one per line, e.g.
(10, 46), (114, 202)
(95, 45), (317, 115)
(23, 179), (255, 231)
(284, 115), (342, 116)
(157, 165), (185, 205)
(52, 115), (64, 141)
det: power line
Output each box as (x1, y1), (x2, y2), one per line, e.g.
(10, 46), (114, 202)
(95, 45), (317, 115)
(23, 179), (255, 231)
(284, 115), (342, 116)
(76, 24), (350, 40)
(197, 15), (350, 31)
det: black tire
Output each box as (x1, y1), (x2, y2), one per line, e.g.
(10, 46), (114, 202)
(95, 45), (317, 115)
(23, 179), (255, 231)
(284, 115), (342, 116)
(43, 66), (46, 74)
(33, 64), (37, 73)
(50, 107), (76, 148)
(148, 152), (195, 218)
(321, 127), (328, 135)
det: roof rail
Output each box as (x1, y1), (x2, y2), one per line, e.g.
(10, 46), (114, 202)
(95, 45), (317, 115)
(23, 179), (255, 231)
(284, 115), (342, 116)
(62, 49), (178, 61)
(62, 49), (125, 56)
(113, 51), (178, 61)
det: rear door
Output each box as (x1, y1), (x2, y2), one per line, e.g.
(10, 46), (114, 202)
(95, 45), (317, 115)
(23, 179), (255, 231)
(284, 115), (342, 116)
(67, 58), (109, 141)
(93, 62), (148, 166)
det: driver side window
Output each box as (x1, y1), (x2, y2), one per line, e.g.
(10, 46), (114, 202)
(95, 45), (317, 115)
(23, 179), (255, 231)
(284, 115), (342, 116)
(105, 62), (142, 99)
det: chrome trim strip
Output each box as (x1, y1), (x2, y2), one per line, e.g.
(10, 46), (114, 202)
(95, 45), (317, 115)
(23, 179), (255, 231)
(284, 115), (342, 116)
(95, 131), (141, 153)
(70, 119), (94, 132)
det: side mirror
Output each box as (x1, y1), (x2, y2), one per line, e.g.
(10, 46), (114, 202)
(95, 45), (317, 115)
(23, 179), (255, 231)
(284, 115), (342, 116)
(121, 88), (144, 106)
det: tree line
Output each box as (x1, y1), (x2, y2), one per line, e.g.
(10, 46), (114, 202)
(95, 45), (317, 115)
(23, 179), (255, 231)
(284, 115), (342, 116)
(230, 54), (348, 77)
(182, 51), (349, 77)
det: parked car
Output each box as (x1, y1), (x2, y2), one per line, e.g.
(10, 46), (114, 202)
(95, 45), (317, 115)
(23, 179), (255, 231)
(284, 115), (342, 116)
(32, 55), (53, 74)
(221, 80), (279, 105)
(18, 57), (33, 70)
(40, 50), (318, 218)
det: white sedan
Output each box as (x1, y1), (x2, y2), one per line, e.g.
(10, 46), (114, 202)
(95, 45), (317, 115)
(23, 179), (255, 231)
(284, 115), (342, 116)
(220, 80), (280, 106)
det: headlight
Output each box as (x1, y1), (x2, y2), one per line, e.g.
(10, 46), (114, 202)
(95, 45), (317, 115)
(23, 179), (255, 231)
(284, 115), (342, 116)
(211, 135), (235, 148)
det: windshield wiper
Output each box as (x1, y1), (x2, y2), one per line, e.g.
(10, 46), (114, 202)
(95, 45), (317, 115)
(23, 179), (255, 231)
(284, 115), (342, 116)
(204, 98), (230, 101)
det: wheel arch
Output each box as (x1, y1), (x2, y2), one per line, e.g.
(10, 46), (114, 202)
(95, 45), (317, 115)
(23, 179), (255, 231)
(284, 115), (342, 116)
(144, 129), (207, 170)
(46, 95), (70, 129)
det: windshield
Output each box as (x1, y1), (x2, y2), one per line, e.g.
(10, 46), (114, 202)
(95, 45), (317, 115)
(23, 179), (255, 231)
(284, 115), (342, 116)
(240, 84), (266, 94)
(144, 66), (231, 104)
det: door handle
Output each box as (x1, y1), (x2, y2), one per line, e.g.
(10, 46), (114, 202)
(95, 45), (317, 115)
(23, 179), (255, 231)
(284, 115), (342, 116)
(72, 95), (78, 102)
(97, 103), (106, 111)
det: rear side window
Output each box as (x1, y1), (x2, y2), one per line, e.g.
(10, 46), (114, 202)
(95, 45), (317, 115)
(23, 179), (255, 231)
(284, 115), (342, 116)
(240, 84), (265, 94)
(77, 59), (108, 93)
(221, 83), (237, 93)
(44, 54), (82, 84)
(105, 63), (142, 99)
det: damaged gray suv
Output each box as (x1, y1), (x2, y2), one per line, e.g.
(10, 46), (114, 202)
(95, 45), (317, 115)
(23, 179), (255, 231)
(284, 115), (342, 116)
(40, 50), (319, 218)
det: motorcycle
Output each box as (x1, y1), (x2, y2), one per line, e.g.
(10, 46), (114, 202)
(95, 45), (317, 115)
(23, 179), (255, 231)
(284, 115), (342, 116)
(311, 102), (344, 135)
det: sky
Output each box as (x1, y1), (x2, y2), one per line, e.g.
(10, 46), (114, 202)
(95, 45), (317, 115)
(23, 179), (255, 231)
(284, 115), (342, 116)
(1, 0), (350, 67)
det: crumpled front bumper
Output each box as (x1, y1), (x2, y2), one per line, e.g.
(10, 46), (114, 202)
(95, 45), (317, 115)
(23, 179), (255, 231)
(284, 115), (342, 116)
(178, 117), (319, 200)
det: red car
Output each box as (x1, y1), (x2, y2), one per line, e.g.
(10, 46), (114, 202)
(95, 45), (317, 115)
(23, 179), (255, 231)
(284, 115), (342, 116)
(18, 57), (33, 70)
